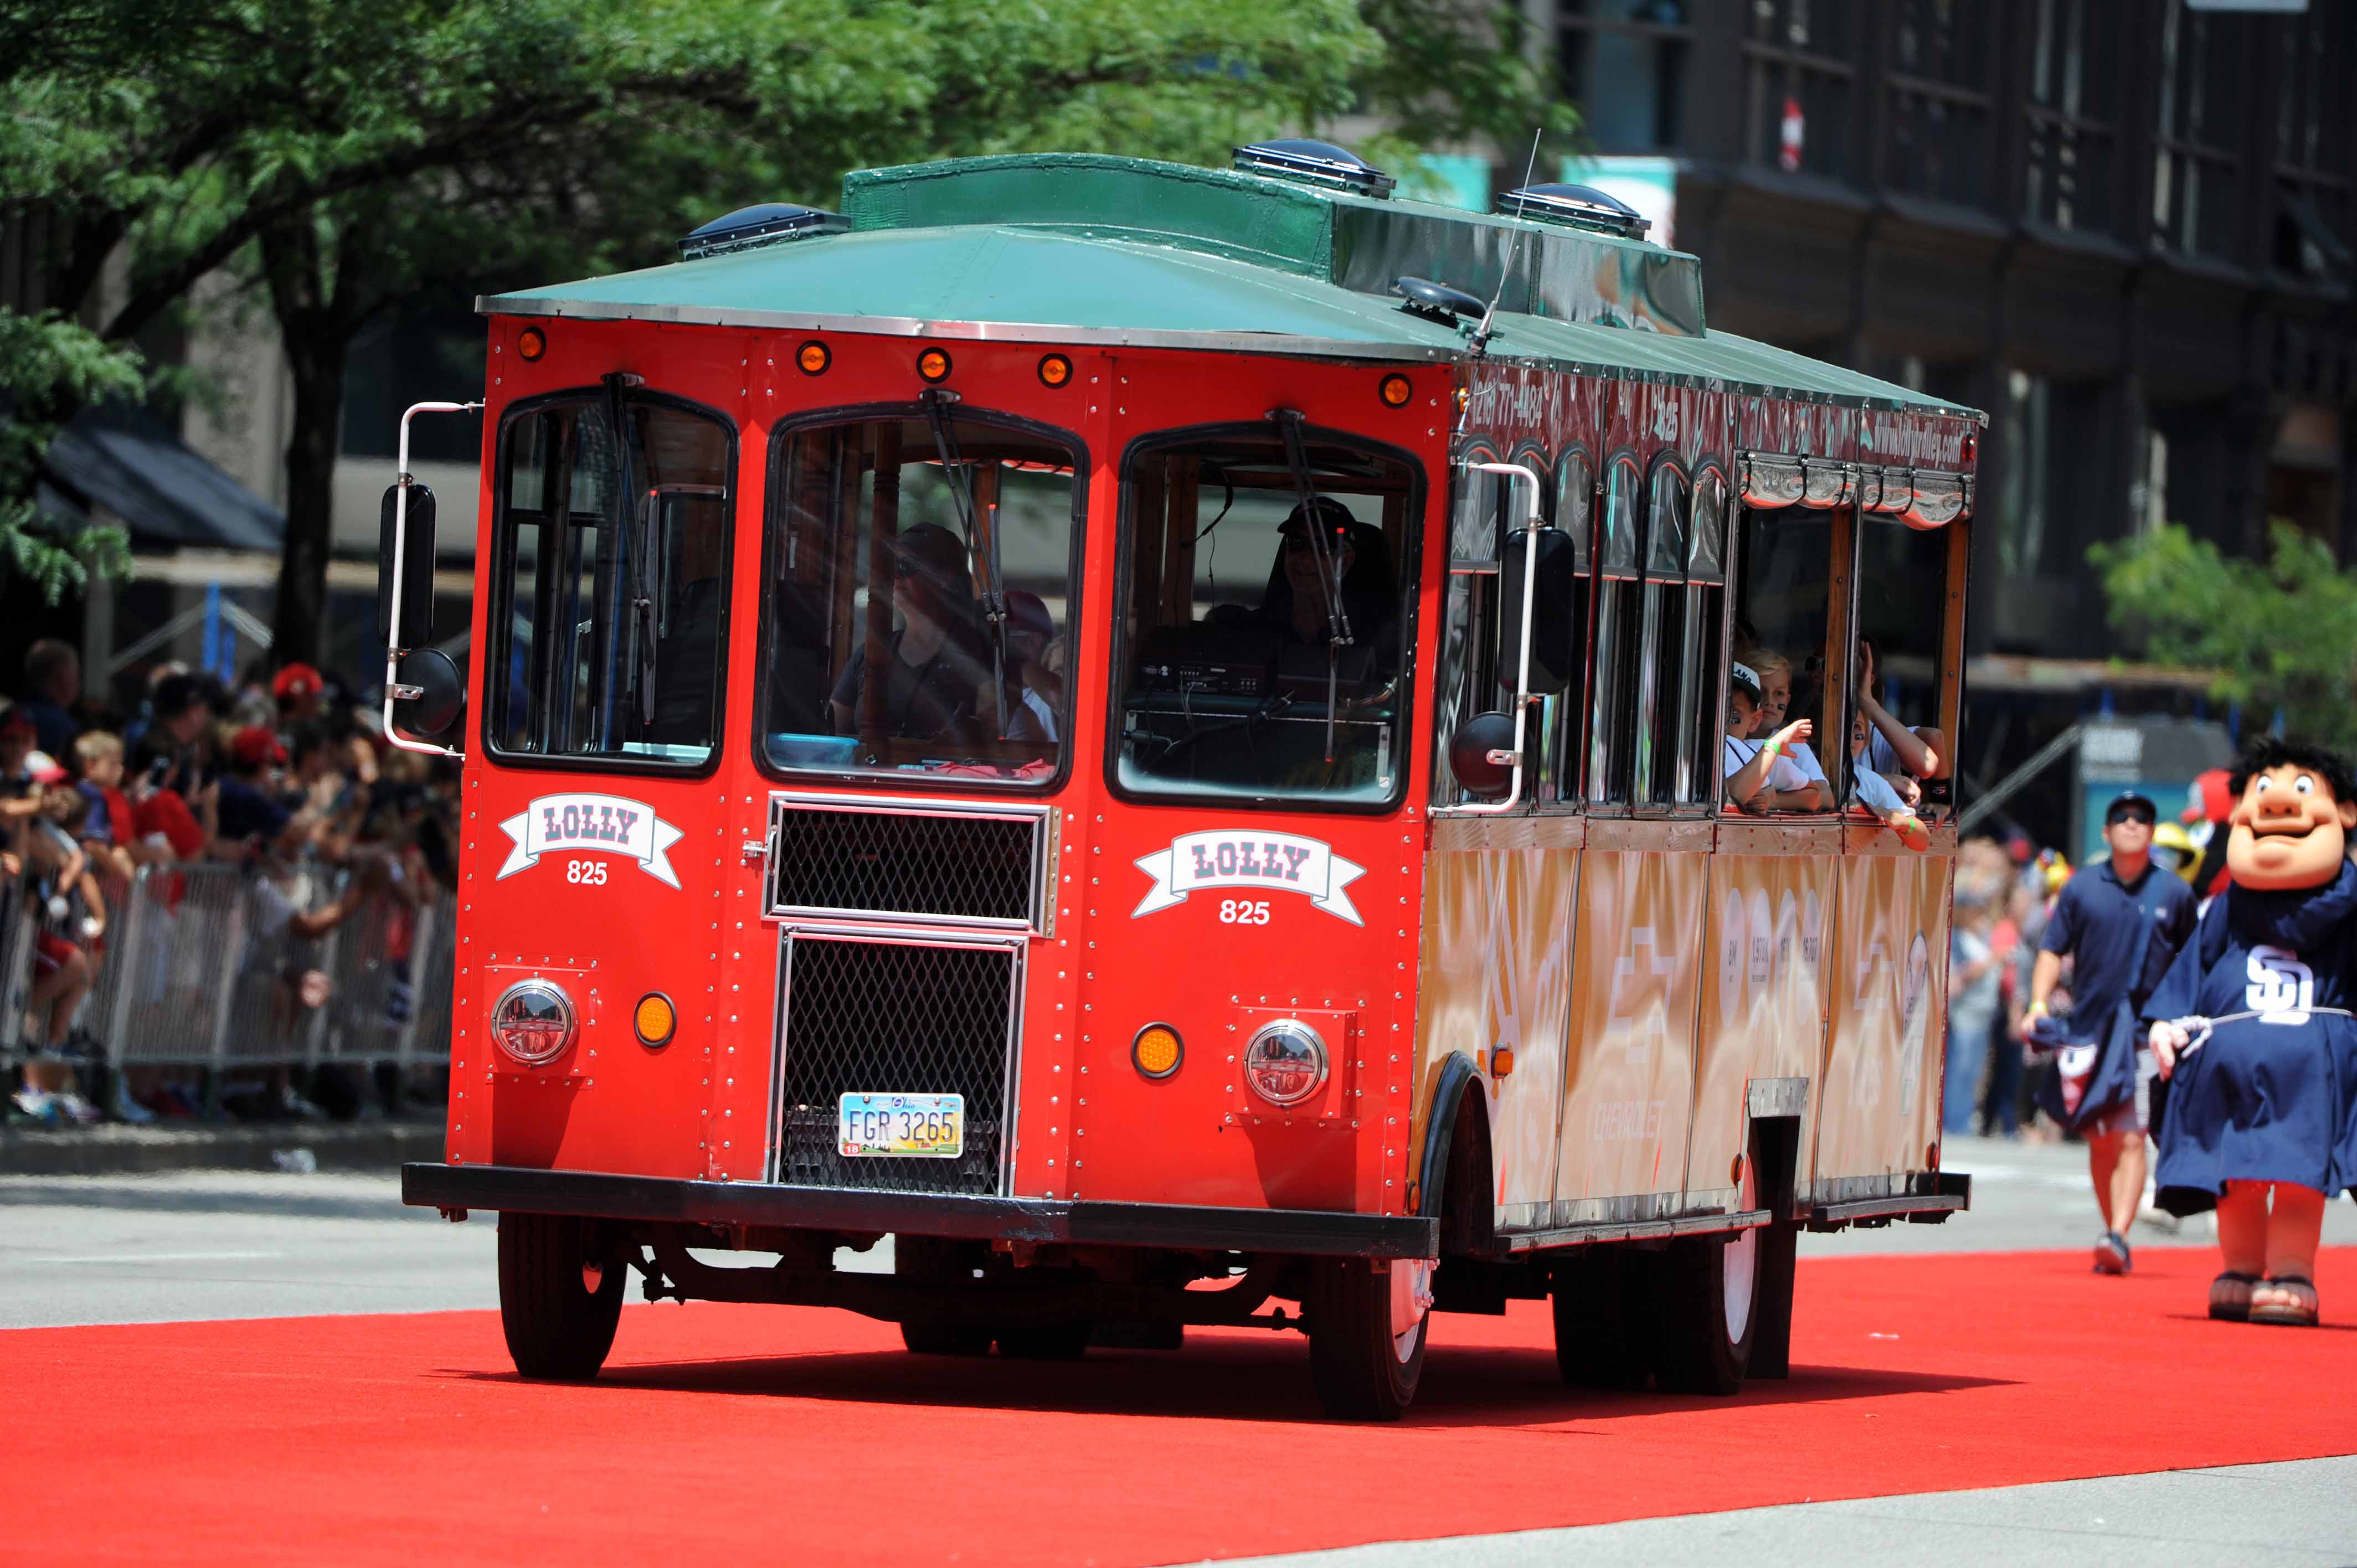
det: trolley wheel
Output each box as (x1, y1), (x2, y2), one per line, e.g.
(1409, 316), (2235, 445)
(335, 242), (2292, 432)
(1306, 1256), (1434, 1421)
(994, 1321), (1094, 1360)
(899, 1319), (995, 1356)
(497, 1211), (624, 1381)
(1747, 1219), (1800, 1379)
(1550, 1246), (1655, 1389)
(1649, 1225), (1761, 1395)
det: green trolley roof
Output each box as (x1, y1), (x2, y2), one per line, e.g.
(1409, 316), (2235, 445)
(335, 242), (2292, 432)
(484, 153), (1979, 419)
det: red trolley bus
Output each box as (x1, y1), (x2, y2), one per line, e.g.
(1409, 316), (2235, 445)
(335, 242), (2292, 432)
(394, 142), (1977, 1419)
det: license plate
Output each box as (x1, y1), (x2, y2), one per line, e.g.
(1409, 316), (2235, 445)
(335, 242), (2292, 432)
(838, 1092), (964, 1158)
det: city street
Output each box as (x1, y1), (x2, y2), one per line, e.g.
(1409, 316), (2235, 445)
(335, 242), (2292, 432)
(7, 1137), (2353, 1565)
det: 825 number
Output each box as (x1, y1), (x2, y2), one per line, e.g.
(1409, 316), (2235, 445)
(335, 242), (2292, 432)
(566, 859), (609, 885)
(1219, 899), (1271, 925)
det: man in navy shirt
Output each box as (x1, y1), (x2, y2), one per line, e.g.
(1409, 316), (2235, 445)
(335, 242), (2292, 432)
(2030, 791), (2196, 1274)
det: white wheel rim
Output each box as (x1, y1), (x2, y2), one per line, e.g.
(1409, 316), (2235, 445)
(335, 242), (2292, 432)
(1723, 1162), (1759, 1343)
(1392, 1259), (1436, 1363)
(1722, 1228), (1757, 1343)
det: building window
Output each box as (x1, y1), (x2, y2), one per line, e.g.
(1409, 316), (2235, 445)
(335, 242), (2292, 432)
(2272, 3), (2352, 285)
(2021, 0), (2118, 234)
(1557, 1), (1692, 153)
(1999, 372), (2050, 578)
(1883, 0), (1991, 207)
(2151, 0), (2247, 261)
(1743, 0), (1856, 183)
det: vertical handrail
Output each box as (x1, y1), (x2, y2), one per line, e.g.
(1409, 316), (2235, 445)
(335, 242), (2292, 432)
(1444, 461), (1547, 817)
(383, 399), (481, 760)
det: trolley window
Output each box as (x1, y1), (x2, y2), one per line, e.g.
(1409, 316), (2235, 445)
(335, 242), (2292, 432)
(1111, 422), (1422, 808)
(1853, 516), (1953, 809)
(488, 390), (733, 768)
(1728, 505), (1840, 813)
(758, 408), (1081, 785)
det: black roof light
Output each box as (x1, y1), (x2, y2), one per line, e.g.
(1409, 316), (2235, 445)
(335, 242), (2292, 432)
(1393, 276), (1487, 326)
(1233, 138), (1397, 198)
(676, 203), (850, 261)
(1495, 183), (1651, 242)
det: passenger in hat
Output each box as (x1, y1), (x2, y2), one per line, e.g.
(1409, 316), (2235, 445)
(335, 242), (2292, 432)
(2146, 737), (2357, 1326)
(1721, 659), (1815, 811)
(1736, 647), (1830, 811)
(976, 589), (1062, 745)
(828, 522), (986, 742)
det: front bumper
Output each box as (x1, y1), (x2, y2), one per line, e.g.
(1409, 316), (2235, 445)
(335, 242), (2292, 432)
(403, 1163), (1438, 1260)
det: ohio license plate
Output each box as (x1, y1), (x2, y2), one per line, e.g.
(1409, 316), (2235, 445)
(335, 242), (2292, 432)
(838, 1092), (964, 1158)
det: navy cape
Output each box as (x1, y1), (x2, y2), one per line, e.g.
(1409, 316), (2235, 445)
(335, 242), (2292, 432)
(2146, 859), (2357, 1215)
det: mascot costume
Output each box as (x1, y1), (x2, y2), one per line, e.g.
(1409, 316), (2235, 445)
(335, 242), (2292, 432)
(2147, 737), (2357, 1326)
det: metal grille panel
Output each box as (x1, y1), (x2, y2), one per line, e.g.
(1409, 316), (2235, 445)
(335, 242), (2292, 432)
(775, 936), (1016, 1195)
(769, 804), (1043, 926)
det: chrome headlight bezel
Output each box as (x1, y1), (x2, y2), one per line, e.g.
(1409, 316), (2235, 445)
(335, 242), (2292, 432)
(1243, 1018), (1329, 1106)
(490, 979), (578, 1066)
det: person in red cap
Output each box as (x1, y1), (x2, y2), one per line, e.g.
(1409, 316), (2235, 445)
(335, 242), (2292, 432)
(216, 724), (296, 850)
(2180, 766), (2237, 901)
(271, 663), (326, 724)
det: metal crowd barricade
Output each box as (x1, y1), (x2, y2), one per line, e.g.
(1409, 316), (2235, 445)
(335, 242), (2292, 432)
(69, 860), (459, 1076)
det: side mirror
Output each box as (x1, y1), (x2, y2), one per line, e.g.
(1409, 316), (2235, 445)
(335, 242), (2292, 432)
(1449, 711), (1519, 800)
(378, 483), (436, 649)
(1499, 528), (1578, 695)
(391, 648), (464, 740)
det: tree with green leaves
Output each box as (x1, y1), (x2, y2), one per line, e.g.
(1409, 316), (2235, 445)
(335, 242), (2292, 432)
(6, 0), (1569, 664)
(2092, 521), (2357, 751)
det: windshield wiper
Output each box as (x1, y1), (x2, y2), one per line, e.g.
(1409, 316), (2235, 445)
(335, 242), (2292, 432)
(922, 388), (1010, 738)
(1270, 408), (1350, 762)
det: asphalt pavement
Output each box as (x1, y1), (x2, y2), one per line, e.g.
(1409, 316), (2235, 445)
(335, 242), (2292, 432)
(6, 1134), (2353, 1565)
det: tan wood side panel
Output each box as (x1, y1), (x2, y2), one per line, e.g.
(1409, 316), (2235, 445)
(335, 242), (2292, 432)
(1429, 815), (1586, 853)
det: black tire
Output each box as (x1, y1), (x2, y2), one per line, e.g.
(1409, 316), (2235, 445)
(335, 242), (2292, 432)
(1306, 1256), (1432, 1421)
(1747, 1219), (1800, 1379)
(899, 1319), (995, 1356)
(497, 1211), (624, 1381)
(1649, 1227), (1760, 1395)
(1550, 1246), (1655, 1390)
(994, 1320), (1094, 1360)
(894, 1234), (996, 1356)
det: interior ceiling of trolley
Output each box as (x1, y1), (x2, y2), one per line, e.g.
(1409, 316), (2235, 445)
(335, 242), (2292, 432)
(487, 156), (1980, 421)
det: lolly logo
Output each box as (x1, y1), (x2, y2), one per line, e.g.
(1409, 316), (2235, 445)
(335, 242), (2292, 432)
(2246, 943), (2314, 1024)
(497, 793), (685, 889)
(1132, 831), (1366, 925)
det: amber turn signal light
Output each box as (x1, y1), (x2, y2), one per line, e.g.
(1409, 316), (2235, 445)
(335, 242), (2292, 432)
(517, 327), (547, 362)
(634, 992), (676, 1049)
(1132, 1023), (1182, 1080)
(1379, 373), (1412, 408)
(797, 340), (831, 375)
(1037, 353), (1073, 388)
(917, 347), (953, 383)
(1490, 1046), (1515, 1078)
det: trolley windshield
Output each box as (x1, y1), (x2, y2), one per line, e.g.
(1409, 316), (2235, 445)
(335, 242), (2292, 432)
(1111, 424), (1421, 807)
(759, 410), (1080, 785)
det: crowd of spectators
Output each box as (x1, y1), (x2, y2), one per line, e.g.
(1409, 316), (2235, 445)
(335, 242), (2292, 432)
(1, 638), (460, 1128)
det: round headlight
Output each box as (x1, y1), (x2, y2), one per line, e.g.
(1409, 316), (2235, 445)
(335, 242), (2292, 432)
(1243, 1019), (1327, 1106)
(491, 979), (577, 1066)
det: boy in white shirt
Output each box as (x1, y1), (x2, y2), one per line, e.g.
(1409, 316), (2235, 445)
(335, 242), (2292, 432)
(1722, 662), (1815, 811)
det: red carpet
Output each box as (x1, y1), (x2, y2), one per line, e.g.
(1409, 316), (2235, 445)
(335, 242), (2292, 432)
(13, 1246), (2357, 1566)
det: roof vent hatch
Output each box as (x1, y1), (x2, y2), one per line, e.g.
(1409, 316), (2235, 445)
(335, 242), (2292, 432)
(1233, 138), (1397, 199)
(1496, 183), (1651, 241)
(677, 203), (849, 261)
